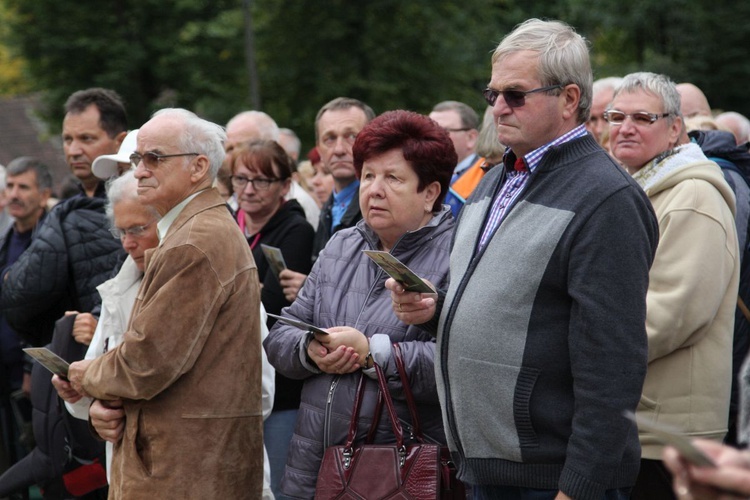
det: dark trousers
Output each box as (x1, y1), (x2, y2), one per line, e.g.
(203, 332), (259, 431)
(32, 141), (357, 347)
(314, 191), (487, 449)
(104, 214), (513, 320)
(630, 458), (677, 500)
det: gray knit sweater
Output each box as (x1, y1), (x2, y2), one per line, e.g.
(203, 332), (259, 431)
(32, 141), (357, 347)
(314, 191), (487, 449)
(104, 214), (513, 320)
(435, 134), (659, 499)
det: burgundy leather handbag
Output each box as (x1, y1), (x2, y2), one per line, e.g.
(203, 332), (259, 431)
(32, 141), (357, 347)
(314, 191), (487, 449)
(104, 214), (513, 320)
(314, 344), (465, 500)
(391, 344), (465, 500)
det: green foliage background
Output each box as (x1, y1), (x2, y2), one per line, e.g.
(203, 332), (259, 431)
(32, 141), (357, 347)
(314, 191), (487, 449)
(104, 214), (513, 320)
(1, 0), (748, 150)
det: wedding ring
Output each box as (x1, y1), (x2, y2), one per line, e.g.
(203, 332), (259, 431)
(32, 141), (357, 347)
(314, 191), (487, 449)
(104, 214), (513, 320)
(398, 303), (403, 312)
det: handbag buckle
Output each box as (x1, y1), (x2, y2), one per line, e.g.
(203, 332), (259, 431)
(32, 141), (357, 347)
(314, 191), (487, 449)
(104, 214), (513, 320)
(343, 448), (353, 469)
(398, 445), (406, 468)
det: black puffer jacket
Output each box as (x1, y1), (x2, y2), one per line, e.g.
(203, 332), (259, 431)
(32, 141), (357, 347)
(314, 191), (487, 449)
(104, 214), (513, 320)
(0, 195), (125, 346)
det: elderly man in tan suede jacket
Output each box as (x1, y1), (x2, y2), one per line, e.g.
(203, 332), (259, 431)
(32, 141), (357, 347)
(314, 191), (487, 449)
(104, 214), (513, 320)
(68, 108), (263, 498)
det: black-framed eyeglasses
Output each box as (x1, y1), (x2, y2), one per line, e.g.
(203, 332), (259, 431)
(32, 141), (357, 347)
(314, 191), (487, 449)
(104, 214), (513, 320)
(482, 84), (564, 108)
(230, 175), (281, 191)
(129, 151), (199, 171)
(109, 221), (155, 240)
(603, 110), (672, 126)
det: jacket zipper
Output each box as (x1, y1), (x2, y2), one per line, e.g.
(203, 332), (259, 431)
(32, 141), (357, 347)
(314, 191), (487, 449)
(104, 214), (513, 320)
(323, 376), (340, 448)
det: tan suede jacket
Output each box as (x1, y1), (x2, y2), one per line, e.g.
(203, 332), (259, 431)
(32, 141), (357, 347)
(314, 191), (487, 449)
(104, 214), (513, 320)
(83, 189), (263, 498)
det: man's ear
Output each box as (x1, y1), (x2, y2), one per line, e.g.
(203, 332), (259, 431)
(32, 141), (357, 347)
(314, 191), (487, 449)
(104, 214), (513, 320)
(466, 129), (479, 151)
(113, 130), (127, 149)
(39, 188), (52, 209)
(560, 84), (581, 121)
(191, 155), (211, 183)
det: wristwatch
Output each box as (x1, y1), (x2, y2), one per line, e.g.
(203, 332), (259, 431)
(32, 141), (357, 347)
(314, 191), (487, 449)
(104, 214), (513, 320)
(363, 351), (374, 370)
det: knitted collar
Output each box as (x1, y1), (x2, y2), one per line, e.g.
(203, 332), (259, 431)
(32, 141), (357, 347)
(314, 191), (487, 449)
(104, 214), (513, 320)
(632, 143), (706, 192)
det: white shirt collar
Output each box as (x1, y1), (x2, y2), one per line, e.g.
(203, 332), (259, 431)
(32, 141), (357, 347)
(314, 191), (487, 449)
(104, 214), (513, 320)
(157, 190), (205, 244)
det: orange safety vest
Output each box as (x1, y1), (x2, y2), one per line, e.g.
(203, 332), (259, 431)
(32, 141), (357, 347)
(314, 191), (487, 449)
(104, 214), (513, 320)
(451, 156), (487, 200)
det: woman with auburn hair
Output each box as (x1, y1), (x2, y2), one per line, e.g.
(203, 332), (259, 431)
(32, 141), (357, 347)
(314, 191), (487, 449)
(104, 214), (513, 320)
(264, 110), (457, 498)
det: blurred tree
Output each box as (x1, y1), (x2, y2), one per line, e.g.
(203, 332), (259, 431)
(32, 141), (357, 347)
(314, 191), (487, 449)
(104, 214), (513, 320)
(0, 2), (28, 95)
(1, 0), (747, 141)
(251, 0), (505, 148)
(0, 0), (512, 147)
(567, 0), (750, 116)
(1, 0), (247, 130)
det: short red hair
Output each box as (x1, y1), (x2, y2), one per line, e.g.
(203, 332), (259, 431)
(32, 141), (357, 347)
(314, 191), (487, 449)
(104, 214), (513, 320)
(353, 110), (456, 212)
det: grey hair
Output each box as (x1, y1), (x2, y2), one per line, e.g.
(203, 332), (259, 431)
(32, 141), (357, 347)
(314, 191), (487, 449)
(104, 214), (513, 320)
(314, 97), (375, 143)
(152, 108), (227, 180)
(227, 111), (280, 142)
(278, 128), (301, 156)
(716, 111), (750, 144)
(475, 106), (506, 161)
(431, 101), (480, 130)
(593, 76), (624, 95)
(611, 72), (682, 126)
(105, 169), (159, 225)
(492, 18), (593, 124)
(6, 157), (53, 191)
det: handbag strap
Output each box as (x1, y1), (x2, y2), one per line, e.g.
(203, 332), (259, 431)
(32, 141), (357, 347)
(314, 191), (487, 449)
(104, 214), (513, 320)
(344, 365), (406, 451)
(365, 386), (384, 444)
(344, 374), (368, 449)
(392, 343), (425, 441)
(374, 362), (405, 450)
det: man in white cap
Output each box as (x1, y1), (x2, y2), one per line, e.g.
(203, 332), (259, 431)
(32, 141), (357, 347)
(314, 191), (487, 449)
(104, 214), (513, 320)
(91, 129), (139, 180)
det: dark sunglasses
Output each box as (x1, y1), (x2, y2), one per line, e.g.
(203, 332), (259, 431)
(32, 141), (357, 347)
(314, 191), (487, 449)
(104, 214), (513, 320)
(482, 84), (564, 108)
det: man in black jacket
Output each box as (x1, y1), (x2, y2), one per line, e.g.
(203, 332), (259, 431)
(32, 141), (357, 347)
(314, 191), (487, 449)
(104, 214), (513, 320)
(0, 88), (127, 346)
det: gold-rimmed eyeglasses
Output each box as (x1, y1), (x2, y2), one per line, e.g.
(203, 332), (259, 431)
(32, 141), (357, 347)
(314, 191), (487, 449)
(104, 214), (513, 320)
(129, 152), (199, 171)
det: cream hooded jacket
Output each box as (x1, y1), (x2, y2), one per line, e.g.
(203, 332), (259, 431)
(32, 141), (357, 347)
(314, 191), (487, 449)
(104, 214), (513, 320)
(634, 143), (740, 458)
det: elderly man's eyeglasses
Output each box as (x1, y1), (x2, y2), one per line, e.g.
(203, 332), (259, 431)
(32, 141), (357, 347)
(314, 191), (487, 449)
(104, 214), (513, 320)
(129, 152), (199, 170)
(231, 175), (281, 191)
(603, 110), (671, 126)
(109, 221), (155, 240)
(482, 85), (564, 108)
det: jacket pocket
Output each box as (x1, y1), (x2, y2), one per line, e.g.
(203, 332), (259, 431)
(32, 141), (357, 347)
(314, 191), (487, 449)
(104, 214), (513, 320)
(638, 393), (659, 413)
(132, 408), (152, 476)
(452, 357), (539, 461)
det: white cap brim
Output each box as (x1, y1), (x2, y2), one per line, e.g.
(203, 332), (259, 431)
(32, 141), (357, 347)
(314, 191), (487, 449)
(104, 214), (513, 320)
(92, 129), (139, 179)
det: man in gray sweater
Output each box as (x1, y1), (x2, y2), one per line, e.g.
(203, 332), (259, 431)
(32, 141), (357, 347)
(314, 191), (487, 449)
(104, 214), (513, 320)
(389, 18), (658, 500)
